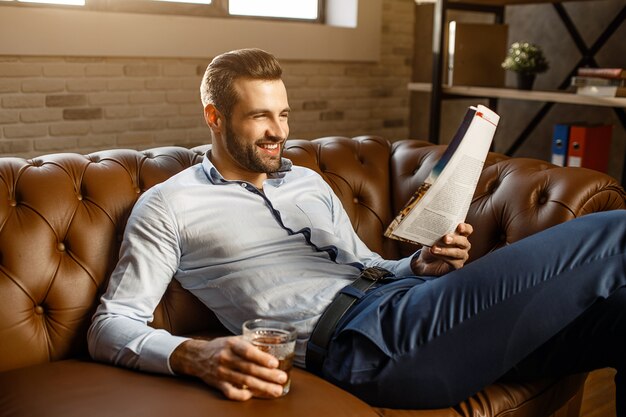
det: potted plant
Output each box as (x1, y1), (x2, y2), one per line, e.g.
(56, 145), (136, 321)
(501, 41), (549, 90)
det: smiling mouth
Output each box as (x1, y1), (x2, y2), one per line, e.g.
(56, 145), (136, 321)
(257, 142), (282, 155)
(259, 143), (279, 150)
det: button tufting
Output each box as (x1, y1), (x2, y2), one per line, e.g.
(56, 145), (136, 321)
(34, 306), (44, 315)
(9, 200), (16, 207)
(57, 242), (66, 252)
(77, 195), (83, 201)
(134, 187), (141, 194)
(353, 197), (359, 204)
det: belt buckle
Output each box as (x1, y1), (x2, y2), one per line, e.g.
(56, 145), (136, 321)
(361, 266), (392, 282)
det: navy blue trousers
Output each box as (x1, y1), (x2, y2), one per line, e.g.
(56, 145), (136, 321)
(321, 210), (626, 412)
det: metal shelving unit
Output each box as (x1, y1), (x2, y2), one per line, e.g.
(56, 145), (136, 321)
(415, 0), (626, 186)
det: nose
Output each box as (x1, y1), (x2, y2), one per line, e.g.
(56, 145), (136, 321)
(266, 116), (288, 140)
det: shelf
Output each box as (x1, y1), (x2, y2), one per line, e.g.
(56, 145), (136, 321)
(415, 0), (604, 5)
(408, 82), (626, 108)
(416, 0), (626, 185)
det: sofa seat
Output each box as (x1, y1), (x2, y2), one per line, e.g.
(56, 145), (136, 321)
(0, 360), (586, 417)
(0, 359), (379, 417)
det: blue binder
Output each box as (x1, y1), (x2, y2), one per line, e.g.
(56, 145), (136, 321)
(551, 124), (570, 167)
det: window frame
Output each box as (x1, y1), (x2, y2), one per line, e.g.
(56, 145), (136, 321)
(0, 0), (325, 22)
(0, 0), (379, 62)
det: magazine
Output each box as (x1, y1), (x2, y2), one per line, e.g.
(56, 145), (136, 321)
(384, 104), (500, 246)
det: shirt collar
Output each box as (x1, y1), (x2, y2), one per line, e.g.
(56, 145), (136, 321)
(201, 150), (293, 185)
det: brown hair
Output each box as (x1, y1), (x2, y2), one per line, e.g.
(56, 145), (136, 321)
(200, 48), (283, 118)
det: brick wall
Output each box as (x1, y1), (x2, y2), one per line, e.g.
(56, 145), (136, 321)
(0, 0), (414, 157)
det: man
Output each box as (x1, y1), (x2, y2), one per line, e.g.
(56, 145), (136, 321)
(88, 48), (626, 412)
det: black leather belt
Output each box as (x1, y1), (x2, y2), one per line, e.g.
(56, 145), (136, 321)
(306, 266), (394, 375)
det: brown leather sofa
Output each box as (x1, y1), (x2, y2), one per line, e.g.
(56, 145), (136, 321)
(1, 136), (624, 417)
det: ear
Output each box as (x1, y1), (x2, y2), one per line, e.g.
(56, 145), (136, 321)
(204, 104), (224, 134)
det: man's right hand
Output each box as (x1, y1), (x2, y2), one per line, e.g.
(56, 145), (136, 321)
(169, 336), (288, 401)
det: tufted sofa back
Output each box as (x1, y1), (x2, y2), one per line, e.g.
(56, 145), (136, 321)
(1, 136), (624, 373)
(389, 140), (626, 260)
(0, 147), (204, 372)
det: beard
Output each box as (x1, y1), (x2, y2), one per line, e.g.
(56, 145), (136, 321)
(224, 122), (284, 174)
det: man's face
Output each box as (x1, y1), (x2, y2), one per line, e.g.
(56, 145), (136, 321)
(222, 78), (290, 174)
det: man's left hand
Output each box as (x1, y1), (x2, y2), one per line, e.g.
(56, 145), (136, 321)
(410, 223), (473, 277)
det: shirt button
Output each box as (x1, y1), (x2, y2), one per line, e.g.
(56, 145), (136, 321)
(240, 183), (247, 188)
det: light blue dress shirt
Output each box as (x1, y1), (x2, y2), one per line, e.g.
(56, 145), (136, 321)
(88, 153), (415, 373)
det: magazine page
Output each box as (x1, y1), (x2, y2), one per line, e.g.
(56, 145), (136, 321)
(385, 104), (500, 246)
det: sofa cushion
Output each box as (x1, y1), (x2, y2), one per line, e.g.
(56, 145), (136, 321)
(0, 359), (379, 417)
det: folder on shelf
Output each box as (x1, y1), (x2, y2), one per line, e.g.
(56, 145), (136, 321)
(551, 124), (570, 167)
(566, 124), (613, 173)
(446, 22), (508, 87)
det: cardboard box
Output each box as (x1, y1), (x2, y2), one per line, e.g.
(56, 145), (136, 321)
(447, 22), (508, 87)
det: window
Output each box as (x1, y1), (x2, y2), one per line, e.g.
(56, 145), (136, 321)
(229, 0), (320, 21)
(152, 0), (211, 4)
(2, 0), (85, 4)
(0, 0), (323, 21)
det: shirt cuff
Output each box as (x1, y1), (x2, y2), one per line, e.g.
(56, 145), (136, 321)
(137, 330), (189, 375)
(394, 249), (421, 277)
